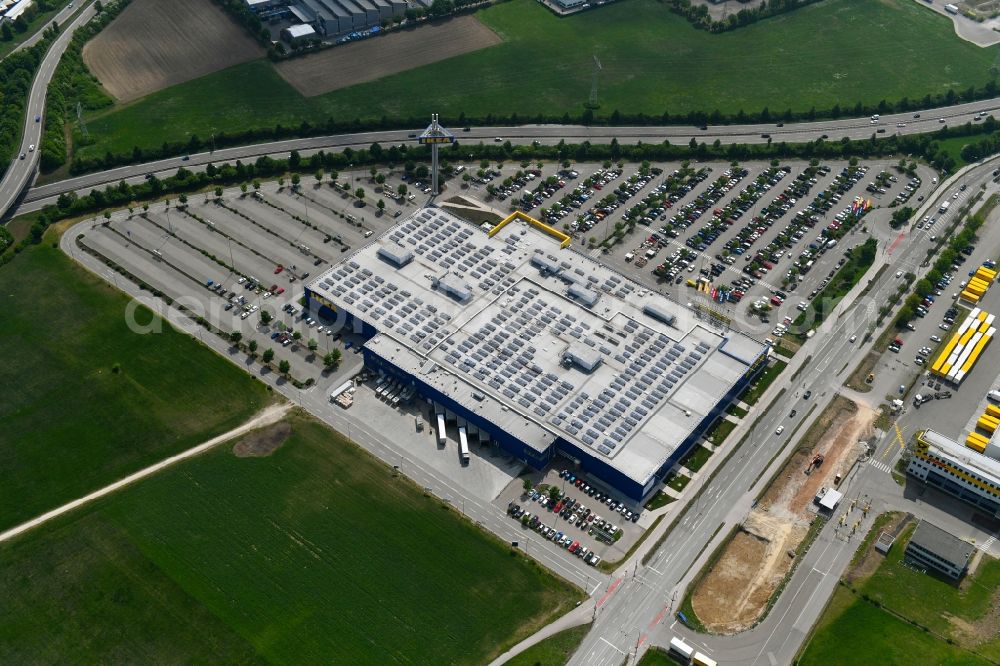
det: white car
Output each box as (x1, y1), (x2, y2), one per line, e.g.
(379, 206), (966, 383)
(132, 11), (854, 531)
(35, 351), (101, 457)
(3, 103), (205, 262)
(849, 335), (857, 343)
(28, 144), (34, 152)
(775, 425), (785, 435)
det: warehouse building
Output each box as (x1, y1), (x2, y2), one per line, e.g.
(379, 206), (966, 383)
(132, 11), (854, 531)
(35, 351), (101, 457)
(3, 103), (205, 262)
(1, 0), (33, 22)
(905, 520), (974, 580)
(266, 0), (406, 37)
(908, 429), (1000, 516)
(306, 209), (769, 502)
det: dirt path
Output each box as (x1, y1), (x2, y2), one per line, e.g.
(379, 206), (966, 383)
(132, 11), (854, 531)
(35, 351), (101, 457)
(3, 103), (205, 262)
(0, 402), (290, 544)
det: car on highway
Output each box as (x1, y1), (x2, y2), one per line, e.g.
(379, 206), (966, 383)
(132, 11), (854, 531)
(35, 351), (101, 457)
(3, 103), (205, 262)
(35, 115), (40, 122)
(803, 390), (812, 400)
(19, 153), (24, 160)
(28, 144), (34, 152)
(849, 334), (857, 343)
(775, 425), (785, 435)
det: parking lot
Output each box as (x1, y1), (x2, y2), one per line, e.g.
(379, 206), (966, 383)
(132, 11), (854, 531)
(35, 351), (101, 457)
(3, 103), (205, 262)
(67, 157), (949, 570)
(495, 466), (647, 566)
(451, 157), (938, 339)
(73, 177), (419, 383)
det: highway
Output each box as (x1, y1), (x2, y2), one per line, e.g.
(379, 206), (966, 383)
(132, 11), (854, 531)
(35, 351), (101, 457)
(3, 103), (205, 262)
(8, 93), (1000, 219)
(0, 0), (99, 221)
(3, 7), (1000, 659)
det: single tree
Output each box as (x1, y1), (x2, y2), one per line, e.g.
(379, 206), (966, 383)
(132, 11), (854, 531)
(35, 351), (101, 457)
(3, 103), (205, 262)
(355, 187), (366, 201)
(178, 193), (188, 207)
(278, 359), (291, 376)
(229, 331), (242, 343)
(260, 310), (273, 325)
(324, 348), (342, 368)
(397, 183), (408, 196)
(315, 169), (324, 185)
(214, 186), (223, 199)
(377, 199), (386, 212)
(240, 182), (248, 195)
(522, 478), (533, 493)
(248, 339), (258, 354)
(307, 338), (318, 351)
(291, 173), (301, 189)
(293, 330), (302, 341)
(252, 179), (261, 191)
(262, 348), (275, 364)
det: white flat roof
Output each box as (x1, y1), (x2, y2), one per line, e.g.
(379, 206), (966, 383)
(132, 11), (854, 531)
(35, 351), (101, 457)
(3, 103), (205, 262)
(819, 488), (843, 510)
(921, 429), (1000, 483)
(285, 23), (317, 37)
(309, 208), (767, 485)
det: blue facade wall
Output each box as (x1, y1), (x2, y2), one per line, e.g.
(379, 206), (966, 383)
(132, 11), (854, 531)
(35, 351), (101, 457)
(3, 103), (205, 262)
(324, 280), (771, 503)
(363, 348), (554, 469)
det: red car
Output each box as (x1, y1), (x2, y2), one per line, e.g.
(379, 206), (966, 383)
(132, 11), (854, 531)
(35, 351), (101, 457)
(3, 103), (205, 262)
(568, 541), (580, 553)
(275, 287), (285, 295)
(274, 265), (284, 274)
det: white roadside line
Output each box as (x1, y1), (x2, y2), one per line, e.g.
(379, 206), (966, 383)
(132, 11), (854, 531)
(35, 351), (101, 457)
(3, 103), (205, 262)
(0, 402), (291, 545)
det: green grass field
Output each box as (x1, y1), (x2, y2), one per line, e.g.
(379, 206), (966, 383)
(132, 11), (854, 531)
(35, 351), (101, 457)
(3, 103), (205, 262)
(637, 647), (676, 665)
(798, 518), (1000, 664)
(506, 623), (591, 666)
(78, 0), (999, 160)
(0, 242), (270, 530)
(0, 413), (580, 663)
(856, 523), (1000, 659)
(798, 586), (990, 666)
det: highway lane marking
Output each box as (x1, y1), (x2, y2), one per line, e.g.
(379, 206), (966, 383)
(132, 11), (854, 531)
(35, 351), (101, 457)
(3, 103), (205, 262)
(647, 566), (662, 575)
(979, 535), (997, 554)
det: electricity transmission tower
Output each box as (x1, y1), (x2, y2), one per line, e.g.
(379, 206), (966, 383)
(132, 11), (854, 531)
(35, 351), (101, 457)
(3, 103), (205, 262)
(76, 102), (89, 141)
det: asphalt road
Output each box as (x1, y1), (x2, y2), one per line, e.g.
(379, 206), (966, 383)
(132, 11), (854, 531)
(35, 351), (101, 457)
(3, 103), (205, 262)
(9, 95), (1000, 220)
(48, 142), (1000, 663)
(0, 0), (99, 221)
(561, 156), (1000, 666)
(6, 1), (84, 58)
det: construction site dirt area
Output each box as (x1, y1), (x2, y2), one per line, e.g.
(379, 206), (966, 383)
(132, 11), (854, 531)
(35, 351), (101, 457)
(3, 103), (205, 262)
(692, 397), (874, 633)
(274, 16), (502, 97)
(232, 421), (292, 458)
(83, 0), (264, 103)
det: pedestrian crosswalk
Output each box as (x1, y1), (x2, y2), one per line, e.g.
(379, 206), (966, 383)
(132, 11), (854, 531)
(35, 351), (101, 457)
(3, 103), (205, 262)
(979, 535), (997, 554)
(869, 460), (892, 474)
